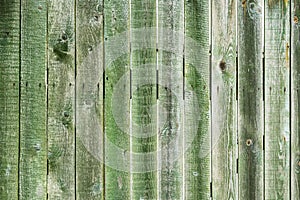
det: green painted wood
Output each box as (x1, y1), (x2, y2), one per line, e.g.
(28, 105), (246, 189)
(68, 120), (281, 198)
(264, 0), (290, 199)
(211, 0), (237, 199)
(2, 1), (300, 198)
(75, 0), (104, 199)
(237, 0), (263, 199)
(47, 0), (75, 199)
(103, 0), (130, 199)
(131, 0), (157, 199)
(292, 0), (300, 199)
(157, 0), (184, 199)
(0, 0), (20, 199)
(19, 0), (47, 199)
(184, 0), (210, 199)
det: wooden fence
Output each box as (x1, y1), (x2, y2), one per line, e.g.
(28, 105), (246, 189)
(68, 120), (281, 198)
(0, 0), (299, 199)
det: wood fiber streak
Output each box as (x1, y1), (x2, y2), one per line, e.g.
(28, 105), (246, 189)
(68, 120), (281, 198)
(48, 0), (75, 199)
(76, 0), (104, 199)
(265, 0), (290, 199)
(104, 0), (130, 199)
(237, 0), (263, 199)
(20, 0), (47, 199)
(184, 0), (210, 199)
(0, 0), (20, 199)
(292, 0), (300, 199)
(212, 0), (237, 199)
(131, 0), (157, 199)
(157, 0), (184, 199)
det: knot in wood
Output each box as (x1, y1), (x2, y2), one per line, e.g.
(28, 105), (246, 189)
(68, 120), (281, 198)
(294, 16), (299, 24)
(246, 139), (253, 146)
(219, 60), (226, 71)
(242, 0), (247, 8)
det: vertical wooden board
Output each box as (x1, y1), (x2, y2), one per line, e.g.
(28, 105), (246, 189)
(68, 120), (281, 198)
(292, 0), (300, 198)
(76, 0), (104, 199)
(157, 0), (184, 199)
(131, 0), (157, 199)
(264, 0), (290, 199)
(103, 0), (130, 199)
(0, 0), (20, 199)
(47, 0), (75, 199)
(237, 0), (263, 199)
(184, 0), (210, 199)
(20, 0), (47, 199)
(211, 0), (237, 199)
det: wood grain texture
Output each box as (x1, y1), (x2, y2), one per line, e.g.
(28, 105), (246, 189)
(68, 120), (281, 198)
(1, 1), (300, 198)
(264, 0), (290, 199)
(19, 0), (47, 199)
(47, 0), (75, 199)
(131, 0), (157, 199)
(157, 0), (184, 199)
(184, 0), (211, 199)
(211, 0), (237, 199)
(103, 0), (130, 199)
(0, 0), (20, 199)
(292, 0), (300, 199)
(76, 0), (104, 199)
(237, 0), (263, 199)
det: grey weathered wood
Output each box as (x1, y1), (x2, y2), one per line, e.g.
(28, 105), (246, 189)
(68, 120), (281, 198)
(184, 0), (211, 199)
(157, 0), (184, 199)
(292, 0), (300, 199)
(131, 0), (157, 199)
(103, 0), (130, 199)
(47, 0), (75, 199)
(264, 0), (290, 199)
(211, 0), (237, 199)
(237, 0), (263, 199)
(19, 0), (47, 199)
(0, 0), (20, 199)
(76, 0), (104, 199)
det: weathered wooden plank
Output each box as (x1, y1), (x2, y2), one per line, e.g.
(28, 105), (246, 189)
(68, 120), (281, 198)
(131, 0), (157, 199)
(0, 0), (20, 199)
(103, 0), (130, 199)
(157, 0), (184, 199)
(47, 0), (75, 199)
(237, 0), (263, 199)
(211, 0), (237, 199)
(76, 0), (104, 199)
(19, 0), (47, 199)
(292, 0), (300, 199)
(184, 0), (210, 199)
(264, 0), (290, 199)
